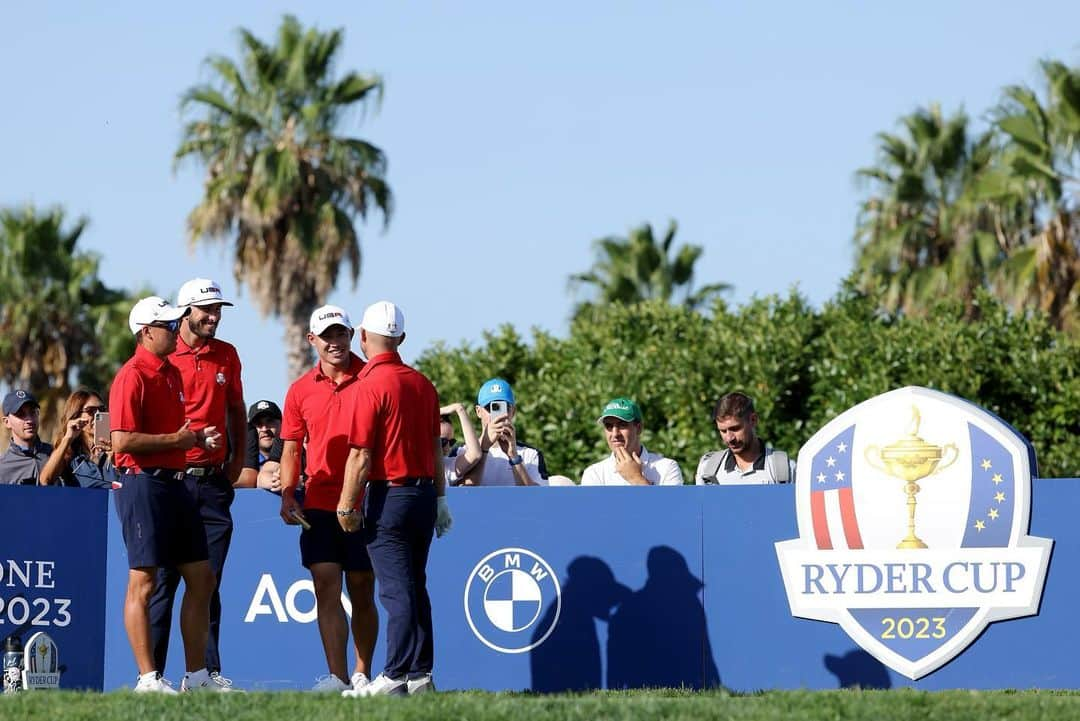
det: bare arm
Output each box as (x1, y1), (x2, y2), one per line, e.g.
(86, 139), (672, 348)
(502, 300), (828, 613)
(278, 440), (303, 525)
(341, 447), (371, 511)
(441, 403), (483, 471)
(235, 467), (258, 489)
(39, 421), (81, 486)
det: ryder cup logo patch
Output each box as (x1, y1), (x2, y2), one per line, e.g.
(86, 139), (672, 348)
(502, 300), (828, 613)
(464, 547), (561, 654)
(22, 632), (61, 689)
(775, 386), (1052, 679)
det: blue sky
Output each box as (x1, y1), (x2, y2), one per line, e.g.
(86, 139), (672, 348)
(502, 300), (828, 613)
(2, 2), (1078, 405)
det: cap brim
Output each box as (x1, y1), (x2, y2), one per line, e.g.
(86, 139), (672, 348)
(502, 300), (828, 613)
(598, 412), (638, 424)
(189, 299), (234, 307)
(157, 306), (190, 322)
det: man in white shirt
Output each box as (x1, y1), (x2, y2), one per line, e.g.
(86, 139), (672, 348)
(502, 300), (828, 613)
(694, 391), (795, 485)
(580, 398), (683, 486)
(458, 378), (548, 486)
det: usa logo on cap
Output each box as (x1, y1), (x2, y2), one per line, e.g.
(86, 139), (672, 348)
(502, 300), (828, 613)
(776, 386), (1052, 679)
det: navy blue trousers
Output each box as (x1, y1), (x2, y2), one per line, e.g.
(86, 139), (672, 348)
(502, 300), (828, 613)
(364, 483), (437, 679)
(148, 471), (234, 673)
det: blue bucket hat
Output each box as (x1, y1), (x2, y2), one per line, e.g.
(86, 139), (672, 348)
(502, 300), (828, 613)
(477, 378), (516, 407)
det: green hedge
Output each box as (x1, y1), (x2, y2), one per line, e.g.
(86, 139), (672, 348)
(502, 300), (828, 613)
(417, 291), (1080, 482)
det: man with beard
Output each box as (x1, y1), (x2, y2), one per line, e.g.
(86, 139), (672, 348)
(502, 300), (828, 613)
(278, 305), (378, 693)
(148, 278), (246, 690)
(236, 400), (283, 490)
(694, 392), (794, 485)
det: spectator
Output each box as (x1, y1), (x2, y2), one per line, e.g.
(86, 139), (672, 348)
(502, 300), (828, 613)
(40, 388), (119, 488)
(695, 392), (795, 485)
(277, 304), (378, 693)
(0, 389), (52, 485)
(580, 398), (684, 486)
(236, 400), (282, 490)
(459, 378), (548, 486)
(439, 402), (481, 486)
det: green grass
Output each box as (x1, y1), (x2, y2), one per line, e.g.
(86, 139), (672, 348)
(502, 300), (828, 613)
(2, 690), (1080, 721)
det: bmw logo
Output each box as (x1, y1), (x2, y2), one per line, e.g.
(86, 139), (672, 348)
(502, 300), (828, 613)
(464, 547), (561, 654)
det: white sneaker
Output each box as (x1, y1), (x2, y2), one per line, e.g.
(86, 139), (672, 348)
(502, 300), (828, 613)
(312, 674), (350, 692)
(209, 672), (241, 692)
(340, 672), (370, 698)
(182, 668), (232, 693)
(348, 672), (407, 697)
(406, 674), (435, 695)
(133, 672), (178, 694)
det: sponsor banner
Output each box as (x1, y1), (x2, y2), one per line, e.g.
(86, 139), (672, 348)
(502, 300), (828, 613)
(0, 486), (107, 690)
(92, 464), (1074, 690)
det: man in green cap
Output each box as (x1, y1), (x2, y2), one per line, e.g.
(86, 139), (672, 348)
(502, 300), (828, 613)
(579, 397), (684, 486)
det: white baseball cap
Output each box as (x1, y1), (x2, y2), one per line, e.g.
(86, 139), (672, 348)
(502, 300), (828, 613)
(177, 277), (234, 307)
(360, 300), (405, 338)
(128, 296), (189, 335)
(309, 304), (353, 336)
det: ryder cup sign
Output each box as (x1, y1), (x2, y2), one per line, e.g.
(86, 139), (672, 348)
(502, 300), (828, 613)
(775, 386), (1052, 679)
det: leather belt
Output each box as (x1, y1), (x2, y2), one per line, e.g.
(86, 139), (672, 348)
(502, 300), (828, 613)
(387, 477), (434, 487)
(185, 464), (225, 478)
(124, 467), (185, 481)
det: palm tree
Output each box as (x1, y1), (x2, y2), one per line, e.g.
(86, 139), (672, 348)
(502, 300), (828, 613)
(175, 15), (392, 379)
(569, 221), (730, 319)
(0, 205), (135, 444)
(978, 60), (1080, 332)
(854, 104), (999, 317)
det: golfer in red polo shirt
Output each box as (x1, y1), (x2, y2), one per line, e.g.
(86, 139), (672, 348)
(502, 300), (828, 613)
(339, 301), (453, 698)
(148, 278), (247, 689)
(110, 296), (224, 693)
(278, 304), (378, 693)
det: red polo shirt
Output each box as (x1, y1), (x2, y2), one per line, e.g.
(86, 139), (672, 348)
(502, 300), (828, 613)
(280, 353), (365, 511)
(170, 335), (244, 466)
(110, 344), (187, 471)
(349, 352), (439, 482)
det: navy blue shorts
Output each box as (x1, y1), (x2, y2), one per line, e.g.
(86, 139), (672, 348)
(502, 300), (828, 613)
(299, 509), (373, 572)
(113, 472), (209, 569)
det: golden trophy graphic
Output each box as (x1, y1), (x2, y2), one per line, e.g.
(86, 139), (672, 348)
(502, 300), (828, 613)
(865, 406), (958, 549)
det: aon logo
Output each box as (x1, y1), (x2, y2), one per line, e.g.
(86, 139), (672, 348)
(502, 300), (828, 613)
(244, 574), (354, 623)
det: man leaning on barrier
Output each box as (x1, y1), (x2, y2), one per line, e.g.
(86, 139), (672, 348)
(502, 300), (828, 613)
(695, 392), (795, 485)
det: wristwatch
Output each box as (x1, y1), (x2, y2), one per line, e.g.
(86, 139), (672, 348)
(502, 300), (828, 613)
(508, 456), (524, 467)
(337, 509), (357, 517)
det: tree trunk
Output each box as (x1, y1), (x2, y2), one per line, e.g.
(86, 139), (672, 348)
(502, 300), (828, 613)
(284, 303), (316, 382)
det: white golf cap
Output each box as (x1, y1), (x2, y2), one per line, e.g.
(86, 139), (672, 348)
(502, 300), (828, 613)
(309, 304), (353, 336)
(176, 277), (233, 307)
(360, 300), (405, 338)
(128, 296), (189, 335)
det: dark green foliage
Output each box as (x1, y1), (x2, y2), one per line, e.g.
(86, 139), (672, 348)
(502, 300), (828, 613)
(418, 291), (1080, 481)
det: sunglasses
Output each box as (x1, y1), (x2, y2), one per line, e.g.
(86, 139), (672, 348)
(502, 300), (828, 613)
(81, 405), (107, 416)
(147, 319), (181, 333)
(440, 438), (456, 449)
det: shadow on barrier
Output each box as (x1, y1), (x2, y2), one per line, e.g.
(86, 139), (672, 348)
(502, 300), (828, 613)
(529, 546), (720, 691)
(823, 649), (892, 689)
